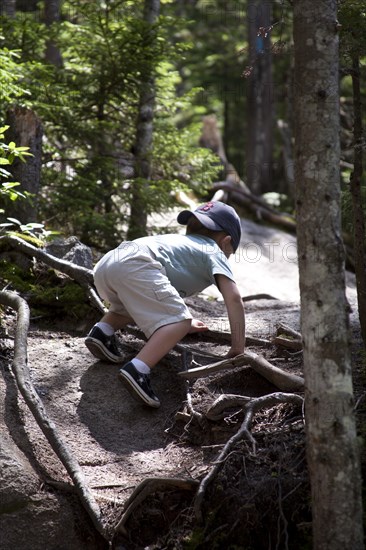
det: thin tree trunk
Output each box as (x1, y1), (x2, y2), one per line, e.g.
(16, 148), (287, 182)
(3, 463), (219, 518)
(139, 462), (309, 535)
(44, 0), (63, 68)
(127, 0), (160, 240)
(293, 2), (364, 549)
(350, 54), (366, 347)
(246, 0), (273, 195)
(5, 106), (43, 224)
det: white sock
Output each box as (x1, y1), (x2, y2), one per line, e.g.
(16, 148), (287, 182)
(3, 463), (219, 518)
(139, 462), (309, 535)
(131, 358), (151, 374)
(95, 322), (114, 336)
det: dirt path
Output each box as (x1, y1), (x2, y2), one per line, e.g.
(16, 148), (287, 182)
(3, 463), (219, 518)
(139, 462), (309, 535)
(0, 217), (361, 548)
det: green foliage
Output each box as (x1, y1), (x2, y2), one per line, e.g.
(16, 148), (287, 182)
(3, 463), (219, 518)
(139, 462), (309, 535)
(0, 42), (30, 102)
(0, 124), (31, 211)
(0, 0), (220, 249)
(0, 124), (54, 239)
(339, 0), (366, 62)
(0, 258), (90, 319)
(338, 0), (366, 242)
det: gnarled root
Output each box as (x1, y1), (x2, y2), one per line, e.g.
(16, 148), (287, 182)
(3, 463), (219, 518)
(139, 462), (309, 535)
(194, 392), (304, 522)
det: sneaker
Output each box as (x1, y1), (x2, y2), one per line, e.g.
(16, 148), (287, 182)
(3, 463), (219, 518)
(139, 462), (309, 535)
(119, 362), (160, 408)
(85, 326), (123, 363)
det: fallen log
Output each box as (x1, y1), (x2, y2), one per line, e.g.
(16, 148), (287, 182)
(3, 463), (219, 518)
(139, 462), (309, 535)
(212, 182), (297, 233)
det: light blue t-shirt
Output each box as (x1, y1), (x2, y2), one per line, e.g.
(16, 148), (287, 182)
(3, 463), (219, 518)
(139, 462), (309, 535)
(134, 234), (234, 298)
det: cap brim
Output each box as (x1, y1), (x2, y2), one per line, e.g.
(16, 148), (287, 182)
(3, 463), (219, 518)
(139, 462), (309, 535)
(177, 210), (223, 232)
(177, 210), (193, 225)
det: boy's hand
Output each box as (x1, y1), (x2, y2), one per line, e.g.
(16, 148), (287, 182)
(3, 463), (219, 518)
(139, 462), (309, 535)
(189, 319), (209, 333)
(227, 347), (245, 358)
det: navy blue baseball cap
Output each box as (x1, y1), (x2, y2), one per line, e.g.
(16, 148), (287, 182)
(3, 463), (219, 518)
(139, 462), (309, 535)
(177, 201), (242, 252)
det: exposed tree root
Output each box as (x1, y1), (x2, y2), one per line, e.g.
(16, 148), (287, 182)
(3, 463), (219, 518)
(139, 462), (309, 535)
(205, 394), (252, 421)
(0, 235), (106, 314)
(114, 477), (199, 536)
(178, 351), (304, 392)
(0, 290), (109, 541)
(194, 392), (304, 522)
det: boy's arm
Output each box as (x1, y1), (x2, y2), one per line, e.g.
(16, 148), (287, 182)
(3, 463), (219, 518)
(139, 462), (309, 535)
(215, 274), (245, 357)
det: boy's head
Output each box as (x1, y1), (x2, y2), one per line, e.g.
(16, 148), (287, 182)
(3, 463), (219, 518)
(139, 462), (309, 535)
(177, 201), (241, 252)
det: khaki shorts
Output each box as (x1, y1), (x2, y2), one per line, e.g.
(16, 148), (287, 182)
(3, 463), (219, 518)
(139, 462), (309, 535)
(93, 243), (192, 338)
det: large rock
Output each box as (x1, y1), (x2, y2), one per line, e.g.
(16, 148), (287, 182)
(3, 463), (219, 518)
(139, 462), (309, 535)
(0, 367), (103, 549)
(45, 236), (93, 269)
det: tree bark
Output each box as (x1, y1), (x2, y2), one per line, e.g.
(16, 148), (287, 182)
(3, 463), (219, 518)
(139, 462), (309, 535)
(44, 0), (63, 68)
(349, 54), (366, 347)
(293, 2), (364, 549)
(246, 0), (273, 194)
(5, 106), (43, 223)
(127, 0), (160, 240)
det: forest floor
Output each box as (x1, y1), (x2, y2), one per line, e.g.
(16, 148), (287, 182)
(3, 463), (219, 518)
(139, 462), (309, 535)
(1, 217), (365, 549)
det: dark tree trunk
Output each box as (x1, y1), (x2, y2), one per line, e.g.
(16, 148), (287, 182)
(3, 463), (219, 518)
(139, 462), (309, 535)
(293, 1), (364, 548)
(350, 54), (366, 347)
(0, 0), (15, 17)
(127, 0), (160, 240)
(15, 0), (38, 11)
(44, 0), (63, 68)
(5, 107), (43, 223)
(246, 0), (273, 195)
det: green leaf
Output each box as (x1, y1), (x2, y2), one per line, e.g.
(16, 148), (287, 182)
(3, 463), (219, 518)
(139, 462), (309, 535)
(6, 217), (21, 225)
(2, 181), (20, 189)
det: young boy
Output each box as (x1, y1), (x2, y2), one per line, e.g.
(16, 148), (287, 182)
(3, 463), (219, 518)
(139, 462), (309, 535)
(85, 201), (245, 408)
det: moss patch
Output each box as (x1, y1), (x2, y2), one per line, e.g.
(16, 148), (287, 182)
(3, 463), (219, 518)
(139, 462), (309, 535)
(0, 259), (92, 319)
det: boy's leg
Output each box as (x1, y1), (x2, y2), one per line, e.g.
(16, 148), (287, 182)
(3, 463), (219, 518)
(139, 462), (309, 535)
(99, 311), (134, 331)
(136, 319), (191, 367)
(85, 312), (134, 363)
(119, 319), (191, 408)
